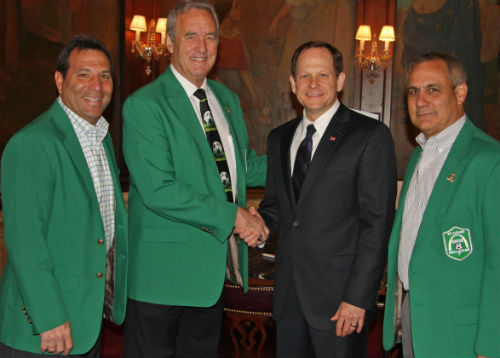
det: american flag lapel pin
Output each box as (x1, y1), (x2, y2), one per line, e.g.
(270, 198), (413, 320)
(446, 173), (455, 183)
(329, 136), (336, 142)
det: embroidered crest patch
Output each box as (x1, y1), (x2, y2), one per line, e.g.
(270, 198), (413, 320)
(442, 226), (473, 261)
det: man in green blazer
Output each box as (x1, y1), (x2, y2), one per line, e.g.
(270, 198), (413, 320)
(383, 52), (500, 358)
(0, 34), (128, 357)
(122, 1), (267, 357)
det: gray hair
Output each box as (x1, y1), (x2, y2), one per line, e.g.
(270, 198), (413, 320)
(167, 0), (219, 43)
(407, 52), (467, 89)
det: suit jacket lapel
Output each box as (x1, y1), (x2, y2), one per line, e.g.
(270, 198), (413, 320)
(52, 101), (97, 206)
(296, 104), (350, 207)
(281, 118), (300, 209)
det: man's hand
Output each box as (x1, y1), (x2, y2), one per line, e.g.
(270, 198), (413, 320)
(234, 206), (269, 247)
(330, 301), (365, 337)
(40, 321), (73, 356)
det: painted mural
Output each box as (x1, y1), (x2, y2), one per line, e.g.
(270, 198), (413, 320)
(3, 0), (496, 173)
(159, 0), (357, 155)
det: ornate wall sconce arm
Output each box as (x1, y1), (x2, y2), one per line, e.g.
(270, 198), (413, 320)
(130, 15), (168, 76)
(355, 25), (395, 84)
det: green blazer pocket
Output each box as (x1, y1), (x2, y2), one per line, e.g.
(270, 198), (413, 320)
(453, 306), (478, 325)
(142, 227), (189, 243)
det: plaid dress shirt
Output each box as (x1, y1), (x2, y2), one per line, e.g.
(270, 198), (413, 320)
(58, 97), (115, 251)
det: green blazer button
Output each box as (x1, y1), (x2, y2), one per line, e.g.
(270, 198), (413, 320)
(97, 238), (104, 245)
(96, 272), (104, 279)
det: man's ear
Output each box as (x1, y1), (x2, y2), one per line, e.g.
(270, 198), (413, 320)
(336, 72), (346, 92)
(289, 74), (297, 94)
(454, 82), (468, 106)
(54, 71), (63, 95)
(166, 35), (174, 55)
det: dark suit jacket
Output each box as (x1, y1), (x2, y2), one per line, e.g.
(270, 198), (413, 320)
(260, 104), (397, 329)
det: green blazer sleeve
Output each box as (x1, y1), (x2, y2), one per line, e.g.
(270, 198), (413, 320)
(474, 160), (500, 356)
(1, 132), (69, 334)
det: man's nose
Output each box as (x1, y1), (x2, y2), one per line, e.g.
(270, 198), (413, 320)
(90, 76), (103, 91)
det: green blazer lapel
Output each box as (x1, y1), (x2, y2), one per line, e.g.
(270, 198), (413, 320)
(414, 119), (472, 249)
(161, 69), (221, 181)
(387, 144), (421, 281)
(162, 68), (208, 144)
(51, 101), (98, 206)
(397, 147), (421, 221)
(103, 135), (127, 217)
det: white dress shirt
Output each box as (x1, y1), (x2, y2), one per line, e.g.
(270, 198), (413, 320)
(290, 100), (340, 175)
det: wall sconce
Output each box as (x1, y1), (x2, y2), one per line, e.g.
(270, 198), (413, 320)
(355, 25), (395, 83)
(130, 15), (168, 76)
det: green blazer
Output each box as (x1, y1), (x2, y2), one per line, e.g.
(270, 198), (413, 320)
(0, 101), (128, 354)
(122, 67), (266, 307)
(383, 118), (500, 357)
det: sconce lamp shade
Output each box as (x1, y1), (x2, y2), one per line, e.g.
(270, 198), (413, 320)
(355, 25), (372, 41)
(155, 18), (167, 33)
(379, 26), (395, 42)
(130, 15), (147, 32)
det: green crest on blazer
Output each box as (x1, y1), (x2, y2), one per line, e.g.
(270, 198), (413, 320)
(442, 226), (473, 261)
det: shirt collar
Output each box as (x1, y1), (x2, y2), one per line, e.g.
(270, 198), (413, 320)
(58, 97), (109, 143)
(300, 99), (340, 137)
(170, 64), (210, 99)
(415, 114), (466, 150)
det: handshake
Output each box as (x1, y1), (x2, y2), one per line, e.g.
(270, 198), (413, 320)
(233, 207), (270, 247)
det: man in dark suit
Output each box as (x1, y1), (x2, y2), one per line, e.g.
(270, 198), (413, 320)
(259, 41), (397, 357)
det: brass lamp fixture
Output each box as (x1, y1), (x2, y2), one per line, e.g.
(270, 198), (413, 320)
(355, 25), (395, 83)
(130, 15), (168, 75)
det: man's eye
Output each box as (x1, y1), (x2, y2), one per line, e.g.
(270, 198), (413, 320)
(407, 88), (417, 95)
(78, 73), (89, 78)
